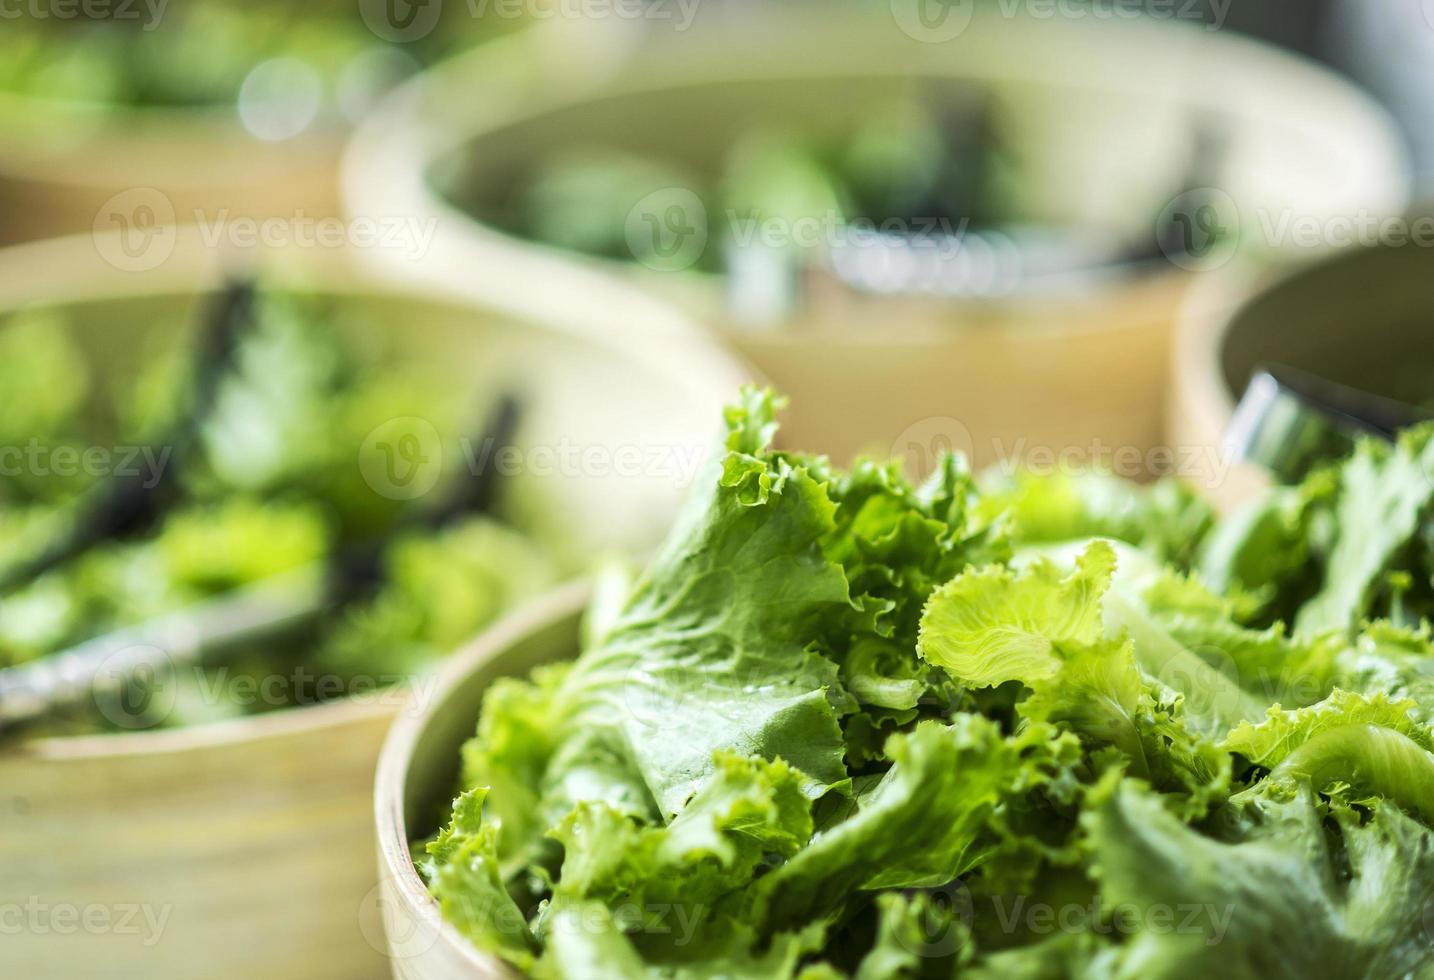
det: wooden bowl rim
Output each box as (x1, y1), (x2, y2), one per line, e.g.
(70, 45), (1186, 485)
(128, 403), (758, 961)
(374, 580), (590, 977)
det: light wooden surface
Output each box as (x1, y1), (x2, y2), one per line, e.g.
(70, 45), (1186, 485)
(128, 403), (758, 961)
(0, 229), (751, 980)
(344, 9), (1409, 472)
(375, 583), (590, 980)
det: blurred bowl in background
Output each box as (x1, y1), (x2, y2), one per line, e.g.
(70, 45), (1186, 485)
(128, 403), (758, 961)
(1173, 234), (1434, 510)
(0, 0), (530, 247)
(344, 6), (1409, 475)
(0, 226), (750, 980)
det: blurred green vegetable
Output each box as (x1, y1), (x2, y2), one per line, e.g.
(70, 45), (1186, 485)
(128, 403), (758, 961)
(0, 288), (559, 735)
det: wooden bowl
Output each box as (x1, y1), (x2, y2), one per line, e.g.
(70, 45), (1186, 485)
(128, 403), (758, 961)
(374, 583), (588, 980)
(344, 9), (1409, 472)
(0, 227), (751, 979)
(1173, 238), (1434, 510)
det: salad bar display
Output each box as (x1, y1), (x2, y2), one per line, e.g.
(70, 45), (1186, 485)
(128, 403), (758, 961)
(381, 390), (1434, 978)
(0, 3), (1428, 980)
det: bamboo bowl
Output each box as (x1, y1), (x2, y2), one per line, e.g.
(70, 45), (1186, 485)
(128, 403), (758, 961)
(344, 7), (1409, 472)
(0, 228), (750, 980)
(1172, 238), (1434, 511)
(374, 583), (589, 980)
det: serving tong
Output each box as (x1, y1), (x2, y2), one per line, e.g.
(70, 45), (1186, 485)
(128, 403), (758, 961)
(0, 279), (256, 596)
(1226, 364), (1431, 482)
(0, 282), (520, 732)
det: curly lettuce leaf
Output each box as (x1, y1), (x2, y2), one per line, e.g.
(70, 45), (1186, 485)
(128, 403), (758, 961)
(1087, 782), (1434, 979)
(1296, 428), (1434, 636)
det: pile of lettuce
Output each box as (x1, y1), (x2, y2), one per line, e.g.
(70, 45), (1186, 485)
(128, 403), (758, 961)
(0, 290), (557, 734)
(421, 389), (1434, 978)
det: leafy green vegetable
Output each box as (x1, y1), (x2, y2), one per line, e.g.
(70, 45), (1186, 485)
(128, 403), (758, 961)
(424, 396), (1434, 978)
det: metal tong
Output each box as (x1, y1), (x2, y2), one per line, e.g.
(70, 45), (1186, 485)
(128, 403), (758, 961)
(0, 278), (256, 596)
(1225, 363), (1431, 483)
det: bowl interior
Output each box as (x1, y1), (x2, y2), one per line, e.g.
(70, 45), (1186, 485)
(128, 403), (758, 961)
(435, 73), (1179, 247)
(1218, 243), (1434, 407)
(1, 275), (717, 560)
(421, 10), (1400, 283)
